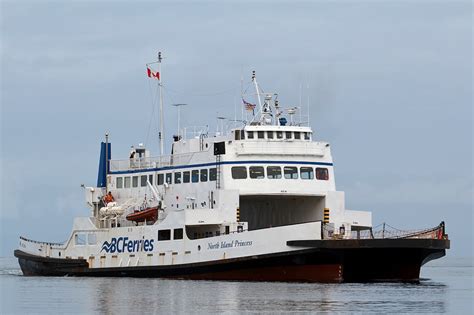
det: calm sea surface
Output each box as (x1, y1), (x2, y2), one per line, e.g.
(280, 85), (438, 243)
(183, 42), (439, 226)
(0, 257), (472, 314)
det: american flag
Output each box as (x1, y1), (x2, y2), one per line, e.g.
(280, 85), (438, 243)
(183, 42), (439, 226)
(242, 98), (256, 111)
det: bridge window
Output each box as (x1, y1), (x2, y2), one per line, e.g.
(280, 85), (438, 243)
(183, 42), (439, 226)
(249, 166), (265, 179)
(140, 175), (147, 187)
(284, 166), (298, 179)
(124, 177), (131, 188)
(116, 177), (123, 189)
(294, 132), (301, 140)
(166, 173), (172, 184)
(267, 131), (274, 139)
(235, 130), (240, 140)
(209, 168), (217, 181)
(74, 233), (86, 246)
(247, 131), (254, 139)
(276, 131), (283, 139)
(148, 175), (153, 185)
(183, 171), (190, 183)
(158, 229), (171, 241)
(231, 166), (247, 179)
(174, 172), (181, 184)
(132, 176), (139, 187)
(88, 234), (97, 245)
(200, 169), (208, 182)
(267, 166), (282, 179)
(257, 131), (265, 139)
(173, 228), (183, 240)
(316, 168), (329, 180)
(157, 174), (164, 185)
(304, 132), (310, 140)
(300, 167), (314, 179)
(285, 131), (292, 139)
(191, 170), (199, 183)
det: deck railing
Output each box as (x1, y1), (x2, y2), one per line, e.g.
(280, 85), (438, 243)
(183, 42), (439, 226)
(110, 152), (196, 172)
(322, 222), (446, 240)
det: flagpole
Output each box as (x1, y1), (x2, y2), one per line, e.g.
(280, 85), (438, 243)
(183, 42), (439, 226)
(158, 52), (164, 156)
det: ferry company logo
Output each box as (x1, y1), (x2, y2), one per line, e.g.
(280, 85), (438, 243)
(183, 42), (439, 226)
(101, 237), (154, 253)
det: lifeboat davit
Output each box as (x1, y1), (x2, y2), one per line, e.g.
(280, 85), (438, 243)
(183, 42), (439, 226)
(126, 206), (158, 223)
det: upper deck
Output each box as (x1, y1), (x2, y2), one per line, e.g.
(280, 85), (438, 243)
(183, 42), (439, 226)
(109, 125), (330, 173)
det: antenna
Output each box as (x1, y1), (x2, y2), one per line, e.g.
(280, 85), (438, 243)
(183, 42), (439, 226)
(158, 52), (164, 156)
(172, 103), (187, 139)
(217, 116), (227, 135)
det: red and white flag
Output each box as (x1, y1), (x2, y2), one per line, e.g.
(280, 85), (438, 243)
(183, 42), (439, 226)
(147, 67), (160, 80)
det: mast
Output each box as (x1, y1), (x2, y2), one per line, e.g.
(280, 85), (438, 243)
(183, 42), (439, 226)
(252, 71), (262, 114)
(158, 52), (164, 156)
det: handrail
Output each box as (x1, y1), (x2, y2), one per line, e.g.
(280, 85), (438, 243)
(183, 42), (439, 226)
(322, 222), (446, 240)
(20, 236), (64, 246)
(110, 152), (197, 172)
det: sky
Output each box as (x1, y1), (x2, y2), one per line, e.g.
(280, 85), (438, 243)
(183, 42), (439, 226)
(0, 0), (472, 257)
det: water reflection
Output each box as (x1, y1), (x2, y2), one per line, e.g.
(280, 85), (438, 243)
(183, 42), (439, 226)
(89, 278), (447, 314)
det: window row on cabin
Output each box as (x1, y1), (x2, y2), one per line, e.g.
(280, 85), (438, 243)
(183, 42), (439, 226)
(235, 130), (311, 141)
(231, 166), (329, 180)
(158, 228), (183, 241)
(115, 168), (218, 189)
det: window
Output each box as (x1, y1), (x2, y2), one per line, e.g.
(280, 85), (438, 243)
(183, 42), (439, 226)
(316, 168), (329, 180)
(74, 233), (86, 246)
(88, 234), (97, 245)
(267, 131), (274, 139)
(141, 175), (147, 187)
(148, 175), (153, 185)
(209, 168), (217, 181)
(284, 166), (298, 179)
(235, 131), (240, 140)
(304, 132), (310, 140)
(157, 174), (164, 185)
(132, 176), (139, 187)
(257, 131), (265, 139)
(116, 177), (123, 189)
(173, 228), (183, 240)
(231, 166), (247, 179)
(267, 166), (282, 179)
(277, 131), (283, 139)
(174, 172), (181, 184)
(124, 177), (131, 188)
(200, 169), (208, 182)
(240, 130), (245, 139)
(183, 171), (190, 183)
(300, 167), (314, 179)
(249, 166), (265, 179)
(158, 229), (171, 241)
(247, 131), (254, 139)
(166, 173), (172, 184)
(191, 170), (199, 183)
(294, 132), (301, 140)
(285, 131), (292, 139)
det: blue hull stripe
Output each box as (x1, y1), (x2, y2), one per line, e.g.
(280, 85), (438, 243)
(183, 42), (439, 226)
(109, 160), (333, 175)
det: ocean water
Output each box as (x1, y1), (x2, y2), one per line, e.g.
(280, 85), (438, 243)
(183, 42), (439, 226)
(0, 257), (472, 314)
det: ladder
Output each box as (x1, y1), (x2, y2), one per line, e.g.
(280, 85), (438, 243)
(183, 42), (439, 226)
(216, 155), (221, 189)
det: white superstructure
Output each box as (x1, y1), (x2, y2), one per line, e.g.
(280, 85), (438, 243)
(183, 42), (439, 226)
(19, 72), (373, 271)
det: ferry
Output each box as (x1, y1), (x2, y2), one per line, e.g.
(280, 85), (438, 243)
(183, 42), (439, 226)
(14, 54), (449, 282)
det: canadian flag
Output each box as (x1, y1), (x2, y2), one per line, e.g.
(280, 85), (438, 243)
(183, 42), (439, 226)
(147, 67), (160, 80)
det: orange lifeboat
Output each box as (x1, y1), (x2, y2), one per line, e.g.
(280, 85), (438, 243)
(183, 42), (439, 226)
(126, 206), (158, 223)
